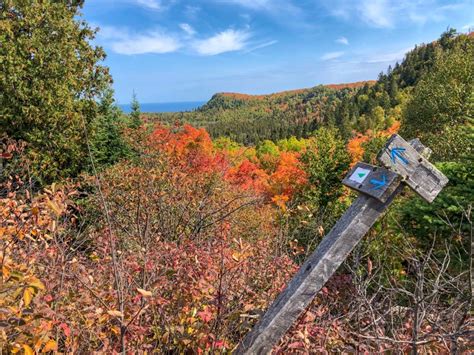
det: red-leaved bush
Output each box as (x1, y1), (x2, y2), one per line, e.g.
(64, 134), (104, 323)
(1, 126), (470, 353)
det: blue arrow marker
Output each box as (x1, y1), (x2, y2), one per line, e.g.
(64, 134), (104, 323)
(390, 147), (409, 165)
(370, 174), (387, 190)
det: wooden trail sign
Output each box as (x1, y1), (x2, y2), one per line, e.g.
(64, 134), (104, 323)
(377, 134), (448, 203)
(342, 162), (400, 203)
(235, 135), (448, 354)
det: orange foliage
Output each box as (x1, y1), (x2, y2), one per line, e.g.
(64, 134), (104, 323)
(347, 134), (370, 166)
(347, 121), (401, 166)
(325, 80), (376, 90)
(269, 152), (308, 198)
(149, 124), (227, 174)
(384, 120), (401, 135)
(147, 124), (308, 206)
(150, 124), (214, 157)
(1, 174), (77, 352)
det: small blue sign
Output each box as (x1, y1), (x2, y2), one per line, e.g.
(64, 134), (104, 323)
(390, 147), (409, 165)
(370, 174), (387, 190)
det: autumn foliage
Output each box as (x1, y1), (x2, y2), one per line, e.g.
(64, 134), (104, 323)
(347, 121), (401, 166)
(148, 124), (308, 205)
(1, 120), (470, 353)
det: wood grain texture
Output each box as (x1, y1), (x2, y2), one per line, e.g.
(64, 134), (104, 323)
(234, 138), (437, 355)
(377, 134), (448, 203)
(235, 189), (402, 354)
(342, 162), (401, 203)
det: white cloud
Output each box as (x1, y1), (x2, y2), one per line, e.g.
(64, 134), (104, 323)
(321, 51), (344, 60)
(94, 24), (125, 40)
(359, 0), (393, 28)
(193, 29), (251, 55)
(325, 0), (471, 29)
(336, 36), (349, 45)
(244, 40), (278, 53)
(96, 23), (256, 56)
(365, 46), (413, 63)
(111, 31), (181, 55)
(462, 23), (474, 31)
(136, 0), (161, 10)
(180, 23), (196, 36)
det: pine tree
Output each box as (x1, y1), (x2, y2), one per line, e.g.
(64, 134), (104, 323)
(91, 88), (129, 167)
(129, 92), (142, 129)
(0, 0), (111, 183)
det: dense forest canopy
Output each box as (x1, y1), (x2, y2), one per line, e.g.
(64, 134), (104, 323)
(150, 30), (472, 151)
(0, 1), (472, 352)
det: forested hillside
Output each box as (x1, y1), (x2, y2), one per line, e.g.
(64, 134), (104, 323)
(152, 29), (472, 146)
(1, 2), (472, 353)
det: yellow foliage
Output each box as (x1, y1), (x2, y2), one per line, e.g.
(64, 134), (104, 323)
(42, 339), (57, 352)
(137, 288), (153, 298)
(22, 344), (34, 355)
(107, 310), (124, 318)
(23, 287), (34, 307)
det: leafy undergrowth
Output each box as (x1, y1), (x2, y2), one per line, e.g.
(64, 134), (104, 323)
(1, 124), (471, 353)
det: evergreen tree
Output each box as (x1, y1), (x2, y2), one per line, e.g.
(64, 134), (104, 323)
(401, 33), (473, 162)
(439, 28), (457, 49)
(129, 92), (142, 129)
(388, 75), (399, 106)
(0, 0), (111, 183)
(336, 101), (352, 139)
(91, 88), (129, 168)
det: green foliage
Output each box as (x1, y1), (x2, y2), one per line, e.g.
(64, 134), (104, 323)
(289, 128), (351, 247)
(213, 136), (241, 151)
(361, 28), (474, 282)
(277, 136), (308, 152)
(397, 161), (473, 244)
(300, 128), (351, 209)
(257, 140), (280, 157)
(401, 32), (474, 161)
(151, 85), (355, 144)
(0, 0), (111, 184)
(129, 92), (142, 129)
(361, 136), (387, 165)
(90, 89), (130, 168)
(370, 106), (386, 129)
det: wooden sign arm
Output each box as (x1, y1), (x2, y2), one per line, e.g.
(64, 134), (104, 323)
(235, 140), (430, 355)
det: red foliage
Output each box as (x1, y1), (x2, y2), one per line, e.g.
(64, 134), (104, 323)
(147, 124), (308, 205)
(225, 159), (269, 193)
(269, 152), (308, 198)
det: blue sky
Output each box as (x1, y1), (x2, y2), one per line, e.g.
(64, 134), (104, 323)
(81, 0), (474, 104)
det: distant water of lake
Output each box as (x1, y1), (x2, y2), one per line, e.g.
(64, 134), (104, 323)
(119, 101), (206, 113)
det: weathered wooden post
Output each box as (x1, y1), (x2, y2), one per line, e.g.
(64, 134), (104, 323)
(235, 135), (448, 354)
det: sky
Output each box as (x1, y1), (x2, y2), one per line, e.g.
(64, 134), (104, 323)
(81, 0), (474, 104)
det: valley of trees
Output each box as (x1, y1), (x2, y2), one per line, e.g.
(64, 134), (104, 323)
(152, 29), (472, 149)
(1, 1), (472, 353)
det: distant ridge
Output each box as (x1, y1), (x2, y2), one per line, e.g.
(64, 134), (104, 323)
(216, 81), (376, 101)
(120, 101), (205, 113)
(325, 80), (377, 90)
